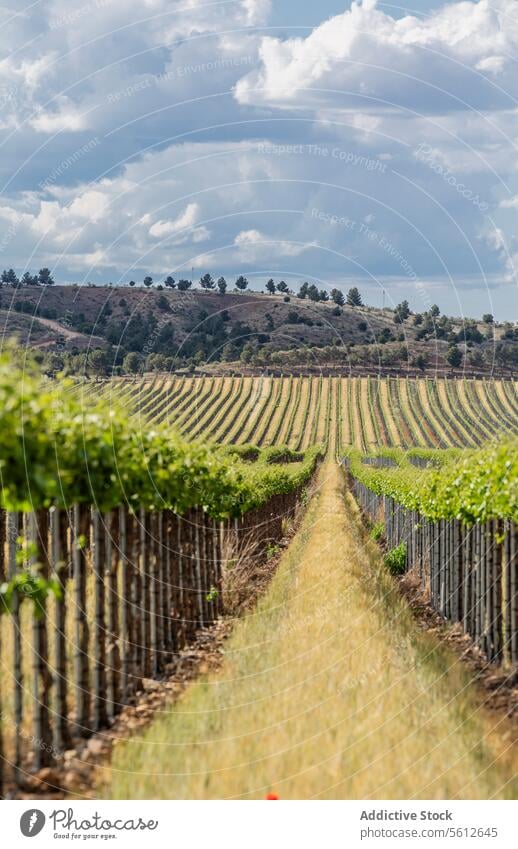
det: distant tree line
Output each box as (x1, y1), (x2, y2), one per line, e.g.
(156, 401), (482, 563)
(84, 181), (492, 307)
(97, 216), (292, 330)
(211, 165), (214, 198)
(0, 268), (54, 286)
(3, 265), (516, 375)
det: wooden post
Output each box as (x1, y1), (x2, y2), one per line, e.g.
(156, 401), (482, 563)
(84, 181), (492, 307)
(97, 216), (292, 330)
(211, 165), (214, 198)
(452, 520), (461, 623)
(473, 522), (484, 645)
(73, 504), (90, 736)
(50, 508), (71, 752)
(194, 508), (204, 630)
(186, 510), (198, 640)
(150, 512), (160, 677)
(32, 509), (54, 768)
(106, 510), (121, 721)
(176, 513), (184, 650)
(140, 508), (151, 678)
(120, 507), (132, 701)
(158, 512), (166, 663)
(492, 519), (503, 663)
(8, 512), (23, 782)
(439, 519), (446, 617)
(92, 508), (108, 730)
(203, 512), (214, 624)
(130, 510), (140, 687)
(0, 510), (7, 794)
(0, 510), (5, 582)
(510, 522), (517, 665)
(161, 511), (173, 657)
(481, 521), (490, 656)
(215, 519), (224, 616)
(467, 523), (474, 641)
(503, 520), (512, 665)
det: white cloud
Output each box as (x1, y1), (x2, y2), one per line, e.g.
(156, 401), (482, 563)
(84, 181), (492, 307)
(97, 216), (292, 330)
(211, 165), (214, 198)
(68, 190), (109, 222)
(0, 0), (515, 318)
(149, 203), (200, 238)
(234, 228), (314, 258)
(31, 201), (61, 235)
(235, 0), (518, 113)
(234, 228), (263, 245)
(30, 104), (87, 133)
(476, 56), (506, 74)
(241, 0), (271, 26)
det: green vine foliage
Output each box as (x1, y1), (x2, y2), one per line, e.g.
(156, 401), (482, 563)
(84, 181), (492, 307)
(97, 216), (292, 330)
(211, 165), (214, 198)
(384, 542), (407, 575)
(0, 353), (323, 518)
(347, 442), (517, 525)
(0, 571), (62, 618)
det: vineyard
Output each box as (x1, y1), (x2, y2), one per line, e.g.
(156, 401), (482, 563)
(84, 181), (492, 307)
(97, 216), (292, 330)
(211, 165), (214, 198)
(0, 360), (516, 799)
(0, 355), (322, 795)
(85, 375), (518, 451)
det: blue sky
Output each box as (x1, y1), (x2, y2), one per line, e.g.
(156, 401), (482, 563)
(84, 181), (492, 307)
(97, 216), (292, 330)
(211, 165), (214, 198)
(0, 0), (517, 319)
(270, 1), (449, 27)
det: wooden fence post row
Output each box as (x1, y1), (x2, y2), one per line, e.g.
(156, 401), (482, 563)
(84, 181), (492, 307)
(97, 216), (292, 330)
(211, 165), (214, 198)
(0, 485), (303, 790)
(346, 468), (517, 667)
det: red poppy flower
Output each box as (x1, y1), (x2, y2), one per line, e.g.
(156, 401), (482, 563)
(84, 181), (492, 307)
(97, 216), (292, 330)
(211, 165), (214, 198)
(265, 792), (279, 800)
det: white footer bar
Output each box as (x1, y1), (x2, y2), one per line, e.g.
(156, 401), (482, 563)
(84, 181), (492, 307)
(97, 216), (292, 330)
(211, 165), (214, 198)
(4, 800), (517, 848)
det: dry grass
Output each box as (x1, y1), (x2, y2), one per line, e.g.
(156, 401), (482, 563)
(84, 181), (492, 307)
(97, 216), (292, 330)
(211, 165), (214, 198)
(397, 379), (428, 447)
(258, 377), (290, 446)
(359, 377), (377, 449)
(109, 463), (518, 800)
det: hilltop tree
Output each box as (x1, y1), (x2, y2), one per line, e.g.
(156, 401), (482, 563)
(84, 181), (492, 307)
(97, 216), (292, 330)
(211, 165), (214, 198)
(297, 282), (309, 299)
(446, 344), (463, 369)
(235, 275), (248, 291)
(319, 289), (329, 302)
(221, 341), (238, 361)
(266, 278), (276, 295)
(88, 348), (108, 377)
(1, 268), (18, 286)
(157, 294), (171, 312)
(430, 304), (440, 317)
(482, 313), (494, 324)
(276, 280), (289, 293)
(164, 276), (176, 288)
(307, 284), (320, 302)
(217, 276), (227, 295)
(412, 352), (428, 372)
(346, 287), (363, 307)
(143, 276), (153, 288)
(468, 348), (484, 368)
(37, 267), (54, 286)
(331, 288), (345, 306)
(200, 273), (215, 290)
(394, 300), (410, 323)
(177, 278), (192, 291)
(21, 271), (39, 286)
(240, 342), (255, 364)
(129, 280), (136, 287)
(123, 351), (142, 373)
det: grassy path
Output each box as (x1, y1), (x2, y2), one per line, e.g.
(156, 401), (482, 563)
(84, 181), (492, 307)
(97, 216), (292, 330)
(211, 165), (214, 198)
(109, 464), (517, 800)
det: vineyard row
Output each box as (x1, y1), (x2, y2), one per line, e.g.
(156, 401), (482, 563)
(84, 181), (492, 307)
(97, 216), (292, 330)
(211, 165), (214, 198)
(88, 375), (518, 450)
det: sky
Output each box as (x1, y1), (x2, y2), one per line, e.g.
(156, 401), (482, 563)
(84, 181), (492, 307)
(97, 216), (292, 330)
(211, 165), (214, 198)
(0, 0), (517, 319)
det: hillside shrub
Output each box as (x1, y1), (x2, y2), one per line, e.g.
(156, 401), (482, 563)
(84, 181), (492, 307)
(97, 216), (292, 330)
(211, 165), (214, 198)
(384, 543), (407, 575)
(370, 521), (385, 542)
